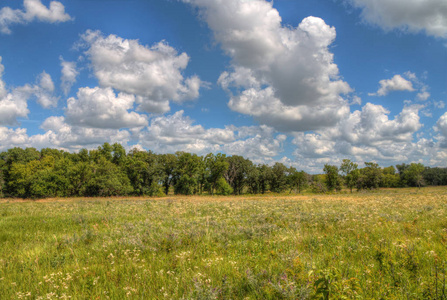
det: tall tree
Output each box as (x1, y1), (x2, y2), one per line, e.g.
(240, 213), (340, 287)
(339, 159), (359, 193)
(224, 155), (252, 195)
(205, 153), (229, 195)
(258, 164), (271, 194)
(323, 164), (342, 192)
(246, 164), (260, 194)
(85, 157), (133, 197)
(174, 152), (203, 195)
(380, 166), (400, 188)
(358, 162), (382, 190)
(402, 163), (425, 188)
(287, 168), (308, 194)
(269, 163), (288, 193)
(159, 153), (178, 195)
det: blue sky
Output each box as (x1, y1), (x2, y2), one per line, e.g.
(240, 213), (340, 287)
(0, 0), (446, 172)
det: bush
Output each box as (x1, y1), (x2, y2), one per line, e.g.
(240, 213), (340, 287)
(215, 177), (233, 195)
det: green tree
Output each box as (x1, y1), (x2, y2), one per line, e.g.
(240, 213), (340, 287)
(174, 152), (203, 195)
(205, 153), (229, 195)
(339, 159), (359, 193)
(269, 163), (288, 193)
(423, 167), (447, 186)
(380, 166), (400, 188)
(112, 143), (127, 166)
(224, 155), (252, 195)
(396, 163), (409, 185)
(258, 164), (271, 194)
(7, 155), (68, 198)
(311, 174), (327, 193)
(159, 153), (178, 195)
(357, 162), (382, 190)
(66, 160), (92, 196)
(85, 157), (133, 196)
(246, 164), (260, 194)
(125, 149), (162, 196)
(323, 164), (342, 192)
(402, 163), (425, 188)
(287, 168), (308, 194)
(0, 154), (5, 197)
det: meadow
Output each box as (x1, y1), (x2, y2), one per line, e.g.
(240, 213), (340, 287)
(0, 187), (446, 299)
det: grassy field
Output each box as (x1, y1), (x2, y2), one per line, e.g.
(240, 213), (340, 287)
(1, 187), (446, 299)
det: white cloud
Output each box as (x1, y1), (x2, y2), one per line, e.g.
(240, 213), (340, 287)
(346, 0), (447, 38)
(435, 112), (447, 147)
(60, 58), (79, 96)
(417, 91), (430, 101)
(290, 103), (424, 170)
(139, 110), (233, 154)
(434, 101), (445, 109)
(0, 127), (31, 150)
(0, 57), (6, 99)
(370, 74), (415, 96)
(80, 30), (203, 114)
(65, 86), (148, 129)
(40, 116), (132, 150)
(227, 86), (350, 131)
(35, 71), (57, 108)
(0, 86), (31, 126)
(0, 58), (58, 124)
(0, 56), (59, 125)
(335, 103), (422, 146)
(223, 125), (286, 162)
(0, 57), (29, 125)
(185, 0), (352, 132)
(0, 0), (72, 34)
(136, 110), (285, 161)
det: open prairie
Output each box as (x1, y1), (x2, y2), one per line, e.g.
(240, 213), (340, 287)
(1, 187), (446, 299)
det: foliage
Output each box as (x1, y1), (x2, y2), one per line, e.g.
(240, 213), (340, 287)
(402, 163), (426, 188)
(84, 157), (133, 197)
(269, 162), (288, 193)
(215, 176), (233, 195)
(287, 168), (308, 194)
(323, 164), (342, 192)
(339, 159), (359, 193)
(357, 162), (382, 190)
(0, 144), (446, 198)
(224, 155), (252, 195)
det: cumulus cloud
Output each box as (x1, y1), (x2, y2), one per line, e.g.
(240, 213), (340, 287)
(0, 58), (58, 125)
(80, 30), (203, 114)
(435, 112), (447, 147)
(0, 57), (29, 125)
(35, 71), (57, 108)
(65, 87), (148, 129)
(0, 127), (31, 150)
(40, 116), (132, 150)
(0, 58), (6, 99)
(139, 110), (234, 154)
(346, 0), (447, 38)
(434, 101), (445, 109)
(291, 103), (424, 169)
(0, 0), (72, 34)
(60, 58), (79, 96)
(137, 110), (285, 161)
(223, 125), (286, 163)
(370, 74), (415, 96)
(185, 0), (352, 132)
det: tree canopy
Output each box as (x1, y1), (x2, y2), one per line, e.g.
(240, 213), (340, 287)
(0, 144), (444, 198)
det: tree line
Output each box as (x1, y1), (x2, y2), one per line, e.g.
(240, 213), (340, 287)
(0, 143), (445, 198)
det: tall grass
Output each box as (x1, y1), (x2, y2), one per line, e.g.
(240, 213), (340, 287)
(0, 187), (446, 299)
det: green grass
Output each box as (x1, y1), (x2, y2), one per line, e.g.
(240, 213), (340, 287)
(1, 187), (447, 299)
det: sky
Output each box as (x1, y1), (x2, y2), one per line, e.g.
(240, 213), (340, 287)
(0, 0), (446, 173)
